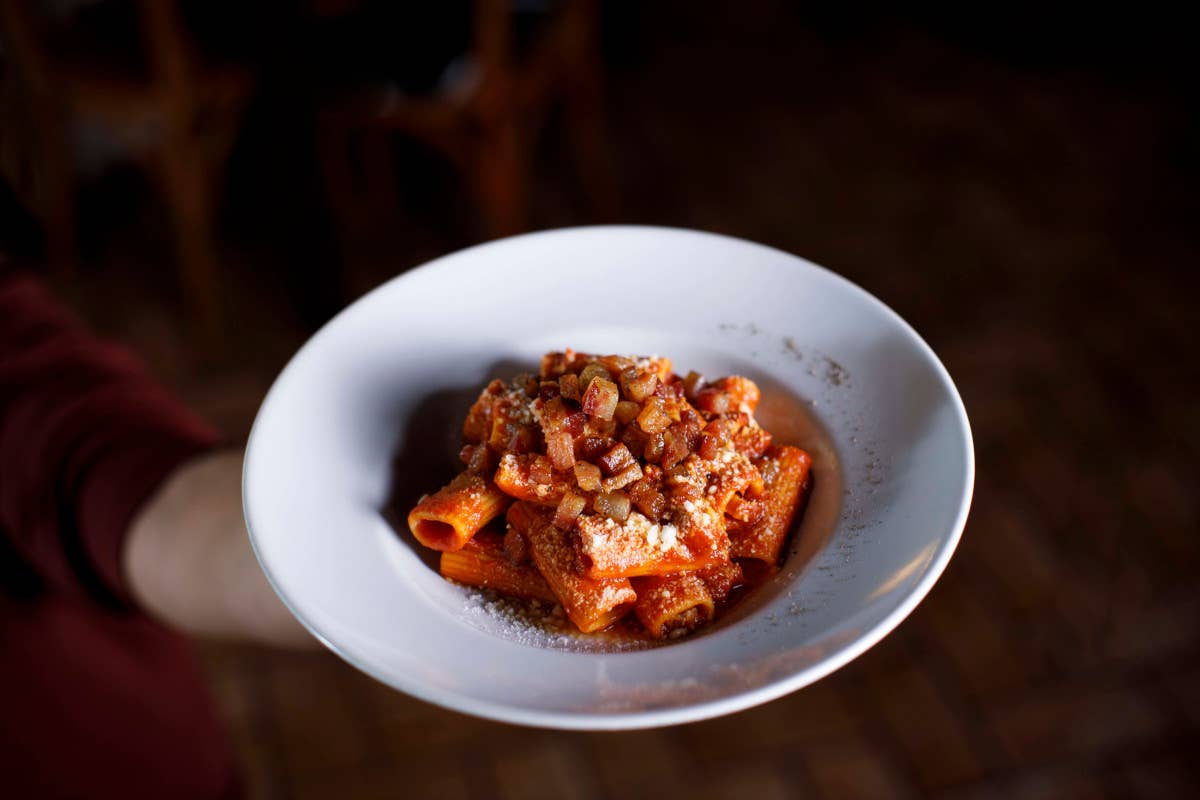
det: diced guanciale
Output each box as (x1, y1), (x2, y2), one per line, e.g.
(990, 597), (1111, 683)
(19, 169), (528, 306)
(579, 362), (611, 391)
(620, 367), (658, 402)
(559, 372), (581, 401)
(554, 491), (588, 530)
(494, 453), (571, 505)
(574, 461), (602, 492)
(637, 397), (672, 434)
(711, 375), (761, 412)
(602, 462), (643, 493)
(614, 400), (640, 424)
(546, 431), (575, 470)
(582, 377), (619, 420)
(598, 443), (636, 474)
(594, 491), (632, 523)
(695, 388), (731, 415)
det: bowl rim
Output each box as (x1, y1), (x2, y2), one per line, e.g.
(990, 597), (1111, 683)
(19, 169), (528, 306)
(243, 224), (976, 729)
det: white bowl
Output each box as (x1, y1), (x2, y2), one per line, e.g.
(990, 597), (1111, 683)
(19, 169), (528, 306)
(243, 226), (974, 729)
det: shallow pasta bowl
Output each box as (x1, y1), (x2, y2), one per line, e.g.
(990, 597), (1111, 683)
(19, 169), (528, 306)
(243, 225), (974, 729)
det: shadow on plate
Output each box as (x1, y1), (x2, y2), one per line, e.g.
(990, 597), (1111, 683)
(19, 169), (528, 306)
(380, 358), (536, 571)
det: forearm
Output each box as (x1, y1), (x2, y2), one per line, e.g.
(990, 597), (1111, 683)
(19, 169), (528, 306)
(0, 272), (310, 647)
(1, 273), (219, 605)
(124, 449), (314, 648)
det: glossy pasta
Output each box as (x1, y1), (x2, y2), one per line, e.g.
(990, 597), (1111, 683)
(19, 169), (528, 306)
(632, 573), (716, 638)
(439, 534), (556, 603)
(408, 472), (509, 551)
(728, 445), (813, 567)
(513, 502), (637, 633)
(407, 349), (815, 639)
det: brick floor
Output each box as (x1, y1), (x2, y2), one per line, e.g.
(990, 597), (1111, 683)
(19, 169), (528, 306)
(59, 4), (1200, 798)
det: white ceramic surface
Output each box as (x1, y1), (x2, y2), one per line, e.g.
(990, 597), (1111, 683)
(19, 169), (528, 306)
(243, 226), (974, 729)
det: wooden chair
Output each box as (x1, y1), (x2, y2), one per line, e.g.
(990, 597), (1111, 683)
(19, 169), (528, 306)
(0, 0), (253, 340)
(318, 0), (616, 252)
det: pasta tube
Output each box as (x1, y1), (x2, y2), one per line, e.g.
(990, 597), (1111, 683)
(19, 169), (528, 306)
(408, 471), (509, 551)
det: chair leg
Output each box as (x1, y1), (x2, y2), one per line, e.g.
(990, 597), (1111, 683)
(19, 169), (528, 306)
(18, 109), (79, 281)
(157, 140), (222, 345)
(362, 128), (398, 222)
(559, 0), (619, 220)
(474, 117), (526, 239)
(564, 88), (620, 222)
(317, 124), (362, 255)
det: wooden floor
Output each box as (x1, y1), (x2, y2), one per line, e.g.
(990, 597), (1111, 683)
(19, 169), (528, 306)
(61, 9), (1198, 799)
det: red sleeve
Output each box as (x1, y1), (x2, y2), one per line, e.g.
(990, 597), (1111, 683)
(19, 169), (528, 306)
(0, 272), (222, 607)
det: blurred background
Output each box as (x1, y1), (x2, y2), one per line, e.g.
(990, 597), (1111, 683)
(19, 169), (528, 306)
(2, 0), (1197, 797)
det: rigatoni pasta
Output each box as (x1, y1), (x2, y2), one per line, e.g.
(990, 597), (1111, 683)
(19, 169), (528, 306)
(408, 471), (509, 551)
(632, 573), (716, 638)
(728, 445), (813, 567)
(407, 349), (815, 639)
(514, 502), (638, 633)
(439, 534), (556, 603)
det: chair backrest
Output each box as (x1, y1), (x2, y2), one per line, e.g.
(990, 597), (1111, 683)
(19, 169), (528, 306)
(0, 0), (58, 97)
(1, 0), (205, 102)
(137, 0), (197, 92)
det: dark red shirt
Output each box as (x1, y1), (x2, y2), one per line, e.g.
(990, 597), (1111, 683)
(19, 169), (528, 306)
(0, 271), (239, 799)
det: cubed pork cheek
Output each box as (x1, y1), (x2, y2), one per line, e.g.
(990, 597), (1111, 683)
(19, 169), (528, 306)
(554, 491), (588, 530)
(574, 462), (602, 492)
(695, 388), (732, 415)
(629, 475), (667, 520)
(637, 397), (672, 434)
(594, 491), (632, 523)
(661, 424), (691, 469)
(711, 375), (761, 412)
(643, 432), (665, 463)
(546, 431), (576, 470)
(529, 455), (554, 485)
(598, 443), (636, 475)
(620, 367), (658, 402)
(558, 372), (581, 401)
(460, 443), (497, 474)
(582, 377), (619, 420)
(504, 525), (531, 563)
(620, 425), (648, 459)
(602, 463), (643, 493)
(614, 400), (640, 425)
(579, 362), (611, 391)
(578, 436), (615, 461)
